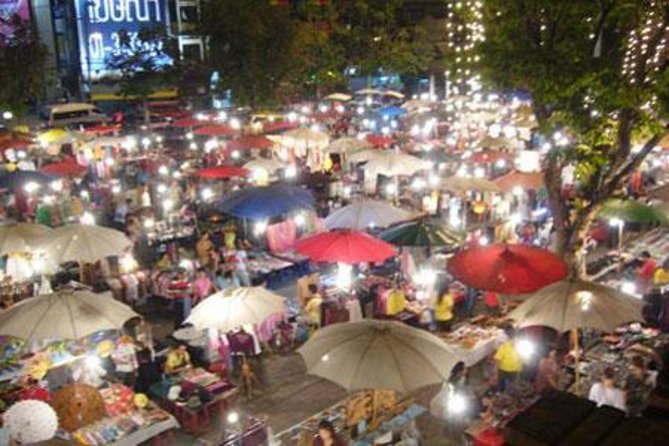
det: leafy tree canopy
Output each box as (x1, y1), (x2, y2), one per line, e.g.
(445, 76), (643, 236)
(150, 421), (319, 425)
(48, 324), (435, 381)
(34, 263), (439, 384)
(0, 16), (50, 116)
(480, 0), (669, 274)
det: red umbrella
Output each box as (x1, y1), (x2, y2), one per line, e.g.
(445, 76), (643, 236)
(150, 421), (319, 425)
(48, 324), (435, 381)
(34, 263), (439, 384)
(197, 166), (249, 179)
(366, 134), (394, 148)
(194, 124), (235, 137)
(40, 160), (87, 177)
(172, 118), (205, 128)
(84, 124), (120, 136)
(295, 230), (396, 264)
(494, 170), (544, 192)
(263, 121), (297, 134)
(227, 135), (274, 151)
(447, 243), (568, 294)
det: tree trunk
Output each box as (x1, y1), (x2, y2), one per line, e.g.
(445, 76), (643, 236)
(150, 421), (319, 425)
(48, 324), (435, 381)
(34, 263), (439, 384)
(559, 209), (598, 279)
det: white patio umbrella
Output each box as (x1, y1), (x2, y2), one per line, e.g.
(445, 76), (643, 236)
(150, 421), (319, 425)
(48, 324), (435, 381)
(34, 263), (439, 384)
(508, 278), (644, 392)
(0, 288), (139, 340)
(401, 99), (431, 111)
(508, 279), (644, 333)
(363, 152), (431, 177)
(441, 176), (502, 194)
(348, 149), (391, 164)
(186, 287), (285, 332)
(0, 223), (50, 255)
(325, 199), (414, 230)
(327, 137), (372, 154)
(383, 90), (405, 99)
(298, 320), (458, 393)
(325, 93), (352, 102)
(355, 88), (382, 96)
(34, 224), (131, 264)
(283, 128), (329, 144)
(243, 158), (283, 175)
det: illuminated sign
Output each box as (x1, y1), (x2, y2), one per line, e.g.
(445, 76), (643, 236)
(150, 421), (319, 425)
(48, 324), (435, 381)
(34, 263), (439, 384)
(0, 0), (31, 45)
(74, 0), (170, 80)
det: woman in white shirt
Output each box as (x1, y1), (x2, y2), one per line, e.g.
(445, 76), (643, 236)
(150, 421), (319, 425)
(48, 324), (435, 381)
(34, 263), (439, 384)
(588, 367), (626, 412)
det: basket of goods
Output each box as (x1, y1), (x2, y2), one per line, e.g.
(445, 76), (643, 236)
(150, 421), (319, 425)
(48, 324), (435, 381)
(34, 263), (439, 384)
(52, 384), (107, 432)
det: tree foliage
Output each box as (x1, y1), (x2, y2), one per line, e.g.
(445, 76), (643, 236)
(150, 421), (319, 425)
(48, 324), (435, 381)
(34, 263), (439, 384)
(0, 16), (50, 116)
(202, 0), (297, 107)
(480, 0), (669, 275)
(105, 26), (178, 122)
(201, 0), (431, 105)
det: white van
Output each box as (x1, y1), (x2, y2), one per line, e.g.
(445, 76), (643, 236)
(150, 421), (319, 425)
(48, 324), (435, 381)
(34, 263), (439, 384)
(43, 103), (107, 128)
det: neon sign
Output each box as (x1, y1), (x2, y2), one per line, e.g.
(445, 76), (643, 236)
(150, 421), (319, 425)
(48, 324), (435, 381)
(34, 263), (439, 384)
(75, 0), (170, 80)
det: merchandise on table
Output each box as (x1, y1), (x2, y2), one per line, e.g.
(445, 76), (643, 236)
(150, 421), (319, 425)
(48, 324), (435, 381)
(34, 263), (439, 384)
(437, 324), (506, 366)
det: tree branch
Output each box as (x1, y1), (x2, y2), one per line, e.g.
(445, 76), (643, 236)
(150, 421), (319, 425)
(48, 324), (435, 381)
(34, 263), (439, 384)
(601, 133), (663, 196)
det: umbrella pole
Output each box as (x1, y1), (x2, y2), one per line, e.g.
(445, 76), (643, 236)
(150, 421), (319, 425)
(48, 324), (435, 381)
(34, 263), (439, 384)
(572, 328), (581, 396)
(371, 389), (379, 429)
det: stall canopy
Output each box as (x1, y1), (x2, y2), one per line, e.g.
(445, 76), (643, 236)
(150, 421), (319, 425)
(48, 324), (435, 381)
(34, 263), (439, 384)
(40, 160), (87, 177)
(298, 320), (457, 393)
(227, 135), (274, 151)
(362, 152), (431, 177)
(324, 93), (352, 102)
(508, 279), (644, 332)
(171, 118), (205, 128)
(34, 224), (132, 264)
(379, 219), (463, 248)
(378, 106), (407, 118)
(0, 170), (54, 191)
(365, 134), (394, 148)
(186, 286), (285, 332)
(324, 199), (414, 231)
(243, 158), (283, 175)
(0, 223), (50, 255)
(327, 137), (372, 154)
(219, 183), (314, 220)
(494, 170), (545, 192)
(0, 288), (139, 340)
(196, 166), (249, 180)
(441, 176), (502, 195)
(295, 229), (396, 264)
(448, 243), (568, 294)
(598, 198), (669, 225)
(193, 124), (235, 137)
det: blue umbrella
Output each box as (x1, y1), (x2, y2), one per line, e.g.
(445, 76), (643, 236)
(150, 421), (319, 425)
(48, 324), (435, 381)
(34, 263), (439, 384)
(0, 170), (55, 191)
(219, 183), (314, 220)
(379, 106), (407, 118)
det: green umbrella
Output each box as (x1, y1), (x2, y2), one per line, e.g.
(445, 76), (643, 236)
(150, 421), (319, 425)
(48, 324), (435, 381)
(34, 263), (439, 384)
(598, 199), (668, 225)
(379, 219), (463, 249)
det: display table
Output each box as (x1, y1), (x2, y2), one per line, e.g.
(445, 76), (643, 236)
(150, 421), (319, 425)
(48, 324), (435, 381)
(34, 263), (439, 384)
(150, 368), (238, 434)
(437, 324), (506, 367)
(52, 403), (178, 446)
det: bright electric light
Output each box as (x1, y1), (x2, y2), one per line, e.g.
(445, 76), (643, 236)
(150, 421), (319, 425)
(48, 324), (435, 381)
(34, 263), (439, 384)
(157, 184), (167, 194)
(201, 187), (214, 201)
(24, 182), (40, 193)
(186, 132), (194, 140)
(2, 111), (13, 120)
(447, 391), (468, 416)
(254, 220), (268, 236)
(141, 137), (151, 147)
(516, 338), (536, 361)
(80, 212), (95, 225)
(621, 281), (636, 295)
(608, 217), (624, 228)
(120, 254), (137, 272)
(111, 185), (121, 194)
(385, 183), (397, 195)
(284, 165), (297, 178)
(158, 165), (169, 176)
(230, 118), (241, 129)
(163, 199), (174, 212)
(227, 412), (240, 424)
(231, 150), (241, 159)
(473, 167), (485, 178)
(294, 213), (306, 227)
(49, 180), (63, 192)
